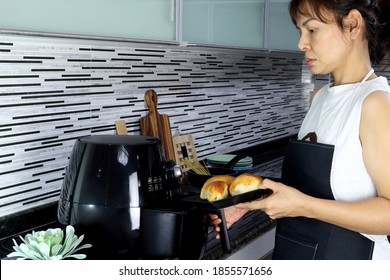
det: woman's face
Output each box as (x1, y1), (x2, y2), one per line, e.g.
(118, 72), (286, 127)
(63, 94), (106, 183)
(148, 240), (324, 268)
(295, 13), (353, 76)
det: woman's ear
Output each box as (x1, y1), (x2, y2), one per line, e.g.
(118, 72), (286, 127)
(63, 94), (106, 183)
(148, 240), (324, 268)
(343, 9), (364, 40)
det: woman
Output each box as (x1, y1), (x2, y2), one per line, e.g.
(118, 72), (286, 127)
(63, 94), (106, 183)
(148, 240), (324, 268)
(212, 0), (390, 259)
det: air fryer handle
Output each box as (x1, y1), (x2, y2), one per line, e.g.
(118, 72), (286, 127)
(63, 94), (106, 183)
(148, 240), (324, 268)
(217, 209), (231, 254)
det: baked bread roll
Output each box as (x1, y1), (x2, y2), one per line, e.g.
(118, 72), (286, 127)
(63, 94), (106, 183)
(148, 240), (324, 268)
(229, 173), (264, 196)
(203, 175), (236, 187)
(200, 180), (229, 202)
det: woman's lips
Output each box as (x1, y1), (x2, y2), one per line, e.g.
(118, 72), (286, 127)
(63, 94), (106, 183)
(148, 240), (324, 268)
(306, 58), (315, 66)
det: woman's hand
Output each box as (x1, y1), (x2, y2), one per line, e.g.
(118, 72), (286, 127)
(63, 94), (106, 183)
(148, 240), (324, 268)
(236, 178), (309, 219)
(209, 178), (310, 238)
(209, 207), (248, 239)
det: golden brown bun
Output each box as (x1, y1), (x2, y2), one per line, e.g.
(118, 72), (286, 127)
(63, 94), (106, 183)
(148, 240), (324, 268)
(200, 181), (229, 202)
(229, 173), (264, 196)
(203, 175), (236, 187)
(199, 175), (235, 202)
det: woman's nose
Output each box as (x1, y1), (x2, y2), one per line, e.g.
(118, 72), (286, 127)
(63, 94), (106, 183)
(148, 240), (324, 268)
(297, 34), (310, 52)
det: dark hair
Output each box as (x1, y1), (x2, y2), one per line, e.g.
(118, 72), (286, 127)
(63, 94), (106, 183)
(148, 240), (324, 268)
(288, 0), (390, 66)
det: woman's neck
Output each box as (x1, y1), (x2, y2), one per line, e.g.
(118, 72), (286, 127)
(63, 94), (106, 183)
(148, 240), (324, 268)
(332, 63), (374, 86)
(331, 41), (374, 86)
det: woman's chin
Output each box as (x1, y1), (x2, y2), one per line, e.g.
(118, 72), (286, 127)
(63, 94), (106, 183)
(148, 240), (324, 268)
(309, 67), (329, 76)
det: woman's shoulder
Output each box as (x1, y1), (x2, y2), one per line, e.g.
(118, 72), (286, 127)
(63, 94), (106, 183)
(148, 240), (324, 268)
(364, 76), (390, 92)
(363, 76), (390, 100)
(363, 89), (390, 108)
(357, 77), (390, 107)
(361, 89), (390, 127)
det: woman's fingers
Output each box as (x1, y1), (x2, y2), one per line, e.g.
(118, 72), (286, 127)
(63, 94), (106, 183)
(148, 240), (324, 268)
(260, 178), (280, 192)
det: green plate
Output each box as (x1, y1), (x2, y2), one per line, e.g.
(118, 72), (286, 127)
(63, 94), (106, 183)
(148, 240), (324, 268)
(206, 154), (252, 167)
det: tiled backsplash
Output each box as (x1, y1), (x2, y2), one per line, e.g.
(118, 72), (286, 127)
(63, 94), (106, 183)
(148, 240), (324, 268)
(1, 34), (311, 218)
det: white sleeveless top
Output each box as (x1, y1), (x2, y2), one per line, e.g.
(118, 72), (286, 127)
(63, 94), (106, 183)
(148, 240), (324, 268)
(298, 76), (390, 259)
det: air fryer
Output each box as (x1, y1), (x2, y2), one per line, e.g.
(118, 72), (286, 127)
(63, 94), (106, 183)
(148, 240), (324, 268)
(57, 135), (207, 259)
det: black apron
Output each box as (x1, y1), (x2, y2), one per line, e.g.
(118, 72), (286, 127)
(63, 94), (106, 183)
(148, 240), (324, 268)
(272, 135), (374, 260)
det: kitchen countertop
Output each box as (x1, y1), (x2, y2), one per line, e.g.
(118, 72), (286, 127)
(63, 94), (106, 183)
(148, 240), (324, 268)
(0, 202), (61, 259)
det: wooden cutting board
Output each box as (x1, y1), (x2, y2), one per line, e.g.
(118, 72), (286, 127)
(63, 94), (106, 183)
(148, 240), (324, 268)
(140, 89), (176, 161)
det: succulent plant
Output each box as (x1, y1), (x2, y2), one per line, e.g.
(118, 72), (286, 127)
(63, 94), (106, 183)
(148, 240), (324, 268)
(7, 225), (92, 260)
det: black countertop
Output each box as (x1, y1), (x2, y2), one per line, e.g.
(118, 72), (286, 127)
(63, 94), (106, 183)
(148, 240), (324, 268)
(0, 202), (62, 259)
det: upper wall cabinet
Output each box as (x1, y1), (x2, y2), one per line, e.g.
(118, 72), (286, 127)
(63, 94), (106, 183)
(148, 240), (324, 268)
(268, 0), (299, 51)
(0, 0), (177, 41)
(182, 0), (265, 48)
(0, 0), (299, 51)
(182, 0), (299, 51)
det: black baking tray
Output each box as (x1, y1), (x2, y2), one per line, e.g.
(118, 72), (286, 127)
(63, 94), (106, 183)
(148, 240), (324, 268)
(180, 189), (271, 210)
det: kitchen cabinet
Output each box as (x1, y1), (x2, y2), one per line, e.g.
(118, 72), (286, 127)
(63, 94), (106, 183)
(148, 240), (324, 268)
(267, 0), (299, 51)
(182, 0), (299, 51)
(1, 0), (298, 50)
(182, 0), (265, 48)
(0, 0), (176, 41)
